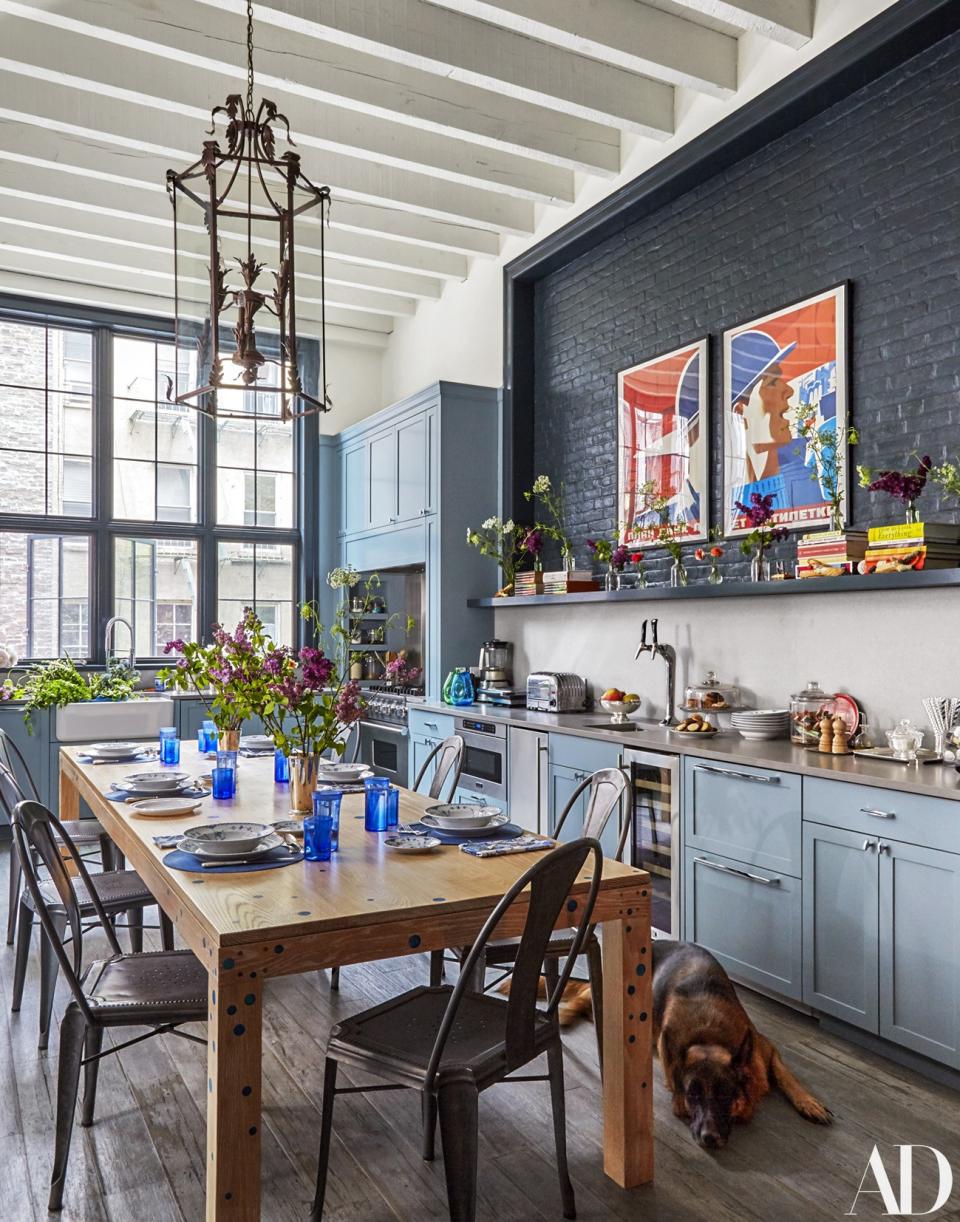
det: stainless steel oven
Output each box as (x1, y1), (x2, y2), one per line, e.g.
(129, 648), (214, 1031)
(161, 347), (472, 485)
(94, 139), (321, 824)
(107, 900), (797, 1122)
(358, 721), (409, 788)
(454, 715), (507, 803)
(622, 748), (681, 939)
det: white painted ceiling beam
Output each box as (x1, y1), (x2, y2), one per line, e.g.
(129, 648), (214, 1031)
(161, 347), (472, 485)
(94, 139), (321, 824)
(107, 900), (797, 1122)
(0, 71), (535, 236)
(0, 193), (443, 301)
(0, 216), (427, 312)
(0, 14), (574, 206)
(196, 0), (675, 138)
(0, 0), (623, 177)
(0, 270), (392, 349)
(425, 0), (736, 97)
(667, 0), (812, 50)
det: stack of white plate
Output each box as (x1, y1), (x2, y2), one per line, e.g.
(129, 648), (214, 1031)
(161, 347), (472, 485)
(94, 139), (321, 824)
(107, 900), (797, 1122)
(86, 741), (149, 762)
(731, 709), (790, 741)
(315, 762), (372, 785)
(115, 770), (191, 797)
(178, 821), (282, 861)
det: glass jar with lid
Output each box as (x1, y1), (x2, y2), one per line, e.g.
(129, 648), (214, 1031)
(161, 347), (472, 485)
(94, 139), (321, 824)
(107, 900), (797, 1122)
(790, 680), (831, 746)
(683, 671), (740, 712)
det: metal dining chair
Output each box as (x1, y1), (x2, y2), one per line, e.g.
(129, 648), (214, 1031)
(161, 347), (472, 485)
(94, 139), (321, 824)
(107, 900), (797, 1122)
(412, 734), (464, 803)
(1, 728), (117, 945)
(322, 722), (360, 764)
(429, 766), (628, 1070)
(312, 836), (603, 1222)
(8, 796), (176, 1049)
(11, 799), (207, 1214)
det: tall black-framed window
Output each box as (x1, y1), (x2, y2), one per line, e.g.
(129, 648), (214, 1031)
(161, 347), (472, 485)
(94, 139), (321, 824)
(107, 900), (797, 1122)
(0, 296), (317, 663)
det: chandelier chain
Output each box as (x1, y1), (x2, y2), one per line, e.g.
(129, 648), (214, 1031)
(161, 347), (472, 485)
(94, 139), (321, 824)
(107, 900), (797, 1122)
(245, 0), (255, 112)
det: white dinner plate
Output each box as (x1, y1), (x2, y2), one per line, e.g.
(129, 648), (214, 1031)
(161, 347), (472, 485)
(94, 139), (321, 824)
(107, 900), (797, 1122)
(181, 821), (274, 855)
(88, 741), (145, 758)
(423, 803), (503, 830)
(241, 734), (274, 751)
(178, 831), (282, 860)
(316, 763), (370, 781)
(128, 797), (204, 818)
(384, 833), (442, 854)
(420, 812), (509, 837)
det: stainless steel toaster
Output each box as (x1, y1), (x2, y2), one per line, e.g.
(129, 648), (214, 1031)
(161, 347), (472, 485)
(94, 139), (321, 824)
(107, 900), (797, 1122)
(526, 672), (587, 713)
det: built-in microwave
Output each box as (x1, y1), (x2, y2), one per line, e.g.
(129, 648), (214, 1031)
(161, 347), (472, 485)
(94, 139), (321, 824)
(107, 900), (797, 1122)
(454, 716), (507, 803)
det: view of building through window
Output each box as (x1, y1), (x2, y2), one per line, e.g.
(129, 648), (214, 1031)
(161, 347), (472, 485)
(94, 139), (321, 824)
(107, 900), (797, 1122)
(0, 317), (299, 660)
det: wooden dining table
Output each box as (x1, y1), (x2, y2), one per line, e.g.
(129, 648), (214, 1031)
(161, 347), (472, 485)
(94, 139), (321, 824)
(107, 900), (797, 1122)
(59, 743), (654, 1221)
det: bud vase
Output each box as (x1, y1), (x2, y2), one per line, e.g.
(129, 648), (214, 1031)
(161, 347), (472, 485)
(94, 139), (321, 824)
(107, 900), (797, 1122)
(708, 561), (723, 585)
(604, 565), (621, 591)
(669, 560), (688, 588)
(290, 753), (323, 813)
(750, 555), (770, 582)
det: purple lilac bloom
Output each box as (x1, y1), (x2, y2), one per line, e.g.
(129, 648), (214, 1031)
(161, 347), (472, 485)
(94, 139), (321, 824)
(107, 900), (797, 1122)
(867, 455), (932, 505)
(611, 544), (630, 571)
(335, 680), (364, 725)
(162, 638), (186, 655)
(521, 528), (543, 556)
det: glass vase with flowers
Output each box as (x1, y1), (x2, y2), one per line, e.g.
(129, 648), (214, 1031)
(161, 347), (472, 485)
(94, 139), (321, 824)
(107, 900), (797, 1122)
(466, 517), (523, 595)
(524, 474), (575, 570)
(735, 492), (788, 581)
(587, 533), (630, 590)
(857, 454), (933, 524)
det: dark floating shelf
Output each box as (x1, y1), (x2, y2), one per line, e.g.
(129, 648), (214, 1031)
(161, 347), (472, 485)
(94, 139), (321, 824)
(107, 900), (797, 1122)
(466, 568), (960, 609)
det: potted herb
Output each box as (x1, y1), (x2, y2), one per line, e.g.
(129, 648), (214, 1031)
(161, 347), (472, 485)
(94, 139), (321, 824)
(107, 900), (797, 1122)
(5, 656), (139, 731)
(857, 455), (932, 523)
(735, 493), (788, 581)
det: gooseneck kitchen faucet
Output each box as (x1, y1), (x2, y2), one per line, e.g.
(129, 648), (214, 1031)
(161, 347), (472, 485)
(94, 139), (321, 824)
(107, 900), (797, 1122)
(635, 618), (676, 726)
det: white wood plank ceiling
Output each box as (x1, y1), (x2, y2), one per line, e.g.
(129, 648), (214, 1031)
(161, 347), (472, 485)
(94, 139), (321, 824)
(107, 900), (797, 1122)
(0, 0), (815, 347)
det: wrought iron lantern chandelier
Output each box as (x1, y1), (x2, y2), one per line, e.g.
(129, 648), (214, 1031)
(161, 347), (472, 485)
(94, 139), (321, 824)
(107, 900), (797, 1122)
(166, 0), (332, 422)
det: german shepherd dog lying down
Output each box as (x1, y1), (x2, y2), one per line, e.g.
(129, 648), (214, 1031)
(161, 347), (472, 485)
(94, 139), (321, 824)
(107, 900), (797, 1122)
(653, 941), (832, 1149)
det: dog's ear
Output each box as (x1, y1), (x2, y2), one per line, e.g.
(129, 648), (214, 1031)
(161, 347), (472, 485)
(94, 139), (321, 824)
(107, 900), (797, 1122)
(733, 1027), (754, 1070)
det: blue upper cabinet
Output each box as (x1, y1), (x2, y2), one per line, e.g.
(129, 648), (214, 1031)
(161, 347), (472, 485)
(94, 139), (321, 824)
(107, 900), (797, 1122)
(335, 383), (498, 700)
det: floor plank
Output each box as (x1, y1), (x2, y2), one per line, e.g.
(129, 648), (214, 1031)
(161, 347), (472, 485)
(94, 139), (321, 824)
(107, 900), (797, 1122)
(2, 844), (960, 1221)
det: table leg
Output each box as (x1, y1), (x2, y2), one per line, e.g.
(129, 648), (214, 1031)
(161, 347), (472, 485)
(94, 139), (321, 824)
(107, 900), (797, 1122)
(601, 902), (654, 1188)
(59, 762), (80, 822)
(207, 955), (263, 1220)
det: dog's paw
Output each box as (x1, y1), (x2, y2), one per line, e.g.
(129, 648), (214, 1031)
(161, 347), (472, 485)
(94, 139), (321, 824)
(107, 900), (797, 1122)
(798, 1096), (833, 1125)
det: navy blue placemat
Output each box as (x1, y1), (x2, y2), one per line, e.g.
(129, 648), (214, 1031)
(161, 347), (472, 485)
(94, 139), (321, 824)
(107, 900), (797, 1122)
(406, 820), (527, 845)
(162, 845), (304, 873)
(78, 752), (156, 764)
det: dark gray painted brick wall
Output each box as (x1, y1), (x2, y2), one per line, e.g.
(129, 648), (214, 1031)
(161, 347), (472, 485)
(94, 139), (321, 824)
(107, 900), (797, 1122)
(533, 29), (960, 581)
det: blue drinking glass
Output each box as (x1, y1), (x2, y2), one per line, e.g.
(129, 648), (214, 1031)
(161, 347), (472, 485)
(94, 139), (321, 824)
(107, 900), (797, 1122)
(312, 790), (342, 852)
(385, 786), (399, 828)
(202, 720), (217, 752)
(364, 776), (391, 832)
(211, 766), (236, 800)
(274, 748), (290, 783)
(159, 726), (180, 765)
(304, 811), (333, 861)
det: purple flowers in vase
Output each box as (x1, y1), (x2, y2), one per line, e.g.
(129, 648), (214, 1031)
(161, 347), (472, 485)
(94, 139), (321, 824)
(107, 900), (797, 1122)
(857, 455), (932, 522)
(735, 493), (788, 581)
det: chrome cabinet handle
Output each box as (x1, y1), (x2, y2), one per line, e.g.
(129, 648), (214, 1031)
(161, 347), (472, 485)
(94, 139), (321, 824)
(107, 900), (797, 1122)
(860, 807), (895, 819)
(424, 721), (438, 730)
(693, 856), (781, 886)
(862, 839), (877, 851)
(695, 764), (781, 786)
(878, 841), (891, 855)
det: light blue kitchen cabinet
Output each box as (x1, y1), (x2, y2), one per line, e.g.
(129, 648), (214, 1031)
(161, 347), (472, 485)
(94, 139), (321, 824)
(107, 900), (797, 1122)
(340, 442), (366, 537)
(684, 847), (803, 1001)
(879, 840), (960, 1068)
(177, 699), (209, 745)
(547, 735), (623, 861)
(684, 756), (801, 876)
(368, 428), (398, 529)
(802, 822), (879, 1032)
(408, 708), (455, 741)
(0, 706), (51, 827)
(337, 383), (497, 701)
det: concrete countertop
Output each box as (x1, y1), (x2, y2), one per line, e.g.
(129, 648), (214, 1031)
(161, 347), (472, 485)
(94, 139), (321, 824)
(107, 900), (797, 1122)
(415, 700), (960, 803)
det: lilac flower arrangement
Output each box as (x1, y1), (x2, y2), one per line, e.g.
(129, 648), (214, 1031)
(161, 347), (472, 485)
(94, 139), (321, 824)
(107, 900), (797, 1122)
(587, 536), (630, 570)
(521, 527), (545, 569)
(857, 454), (932, 518)
(735, 492), (788, 575)
(385, 655), (422, 687)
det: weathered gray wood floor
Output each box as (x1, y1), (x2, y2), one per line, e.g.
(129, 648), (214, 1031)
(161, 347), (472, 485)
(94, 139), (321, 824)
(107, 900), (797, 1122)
(2, 845), (959, 1221)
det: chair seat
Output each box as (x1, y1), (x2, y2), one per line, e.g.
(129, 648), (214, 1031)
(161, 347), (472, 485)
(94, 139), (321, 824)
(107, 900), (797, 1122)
(81, 949), (208, 1019)
(328, 985), (556, 1089)
(55, 820), (109, 847)
(34, 868), (154, 915)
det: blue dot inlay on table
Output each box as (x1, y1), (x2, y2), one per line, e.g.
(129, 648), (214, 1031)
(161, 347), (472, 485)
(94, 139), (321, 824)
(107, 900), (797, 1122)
(242, 1085), (252, 1097)
(409, 934), (422, 949)
(227, 1004), (237, 1016)
(244, 994), (255, 1005)
(233, 1024), (245, 1037)
(223, 958), (235, 970)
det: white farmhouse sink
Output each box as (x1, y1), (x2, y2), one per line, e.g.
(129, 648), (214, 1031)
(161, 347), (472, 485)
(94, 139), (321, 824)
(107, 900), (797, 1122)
(56, 697), (176, 743)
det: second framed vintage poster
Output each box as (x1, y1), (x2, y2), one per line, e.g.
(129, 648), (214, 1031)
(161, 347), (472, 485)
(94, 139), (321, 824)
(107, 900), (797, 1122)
(723, 283), (849, 535)
(618, 338), (709, 545)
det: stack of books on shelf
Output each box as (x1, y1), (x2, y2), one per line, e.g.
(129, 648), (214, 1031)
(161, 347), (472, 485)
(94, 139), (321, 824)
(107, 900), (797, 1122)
(861, 522), (960, 573)
(513, 569), (599, 596)
(795, 530), (867, 578)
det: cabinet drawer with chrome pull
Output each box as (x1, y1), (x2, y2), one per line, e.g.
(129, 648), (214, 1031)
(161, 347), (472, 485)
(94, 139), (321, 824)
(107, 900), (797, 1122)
(804, 777), (960, 855)
(684, 755), (801, 877)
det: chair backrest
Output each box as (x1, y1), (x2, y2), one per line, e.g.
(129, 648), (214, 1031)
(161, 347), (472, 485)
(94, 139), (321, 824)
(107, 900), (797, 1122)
(413, 735), (464, 802)
(554, 766), (630, 861)
(0, 729), (39, 816)
(323, 722), (360, 764)
(11, 799), (121, 1022)
(425, 837), (602, 1085)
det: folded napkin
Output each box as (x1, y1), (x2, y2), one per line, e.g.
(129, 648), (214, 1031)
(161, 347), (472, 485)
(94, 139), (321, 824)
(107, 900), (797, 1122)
(152, 833), (185, 849)
(459, 833), (555, 858)
(239, 748), (275, 758)
(109, 784), (210, 802)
